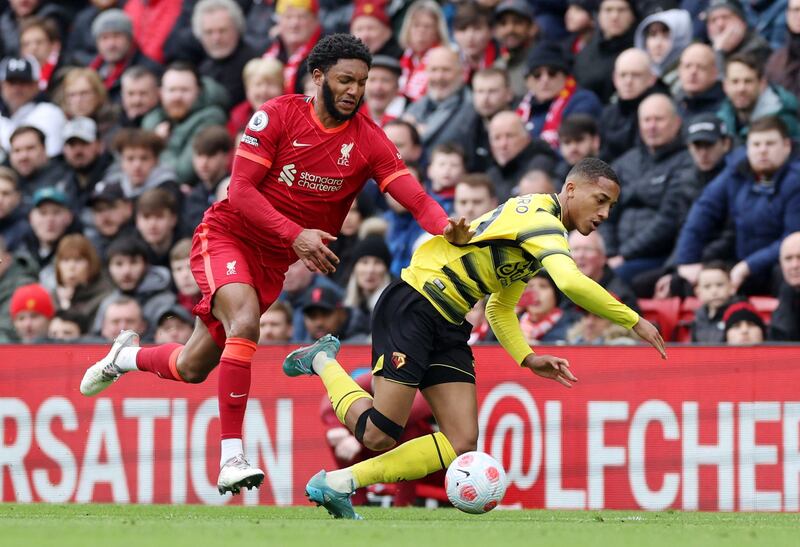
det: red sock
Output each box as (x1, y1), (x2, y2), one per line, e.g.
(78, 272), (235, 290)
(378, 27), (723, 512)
(136, 343), (185, 381)
(218, 338), (257, 440)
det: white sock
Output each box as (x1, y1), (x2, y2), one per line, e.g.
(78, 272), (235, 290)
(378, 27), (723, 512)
(220, 438), (243, 467)
(116, 347), (141, 372)
(311, 351), (334, 375)
(326, 468), (356, 493)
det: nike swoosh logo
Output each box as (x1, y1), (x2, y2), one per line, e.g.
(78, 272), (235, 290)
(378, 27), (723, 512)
(458, 469), (471, 477)
(292, 139), (312, 147)
(230, 392), (248, 398)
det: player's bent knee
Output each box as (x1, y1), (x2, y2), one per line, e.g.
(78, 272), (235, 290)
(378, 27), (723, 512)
(224, 314), (260, 341)
(449, 436), (478, 455)
(179, 365), (210, 384)
(362, 427), (397, 452)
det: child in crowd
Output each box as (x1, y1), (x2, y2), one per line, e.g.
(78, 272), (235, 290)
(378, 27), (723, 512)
(426, 143), (465, 214)
(690, 261), (740, 343)
(724, 302), (766, 346)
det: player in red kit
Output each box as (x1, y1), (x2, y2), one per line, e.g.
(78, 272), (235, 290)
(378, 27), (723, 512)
(79, 34), (472, 495)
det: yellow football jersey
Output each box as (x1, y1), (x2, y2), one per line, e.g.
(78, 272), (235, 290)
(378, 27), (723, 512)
(401, 193), (639, 364)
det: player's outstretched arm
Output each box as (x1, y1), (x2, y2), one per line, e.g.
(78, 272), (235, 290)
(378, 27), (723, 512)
(521, 353), (577, 388)
(485, 281), (533, 366)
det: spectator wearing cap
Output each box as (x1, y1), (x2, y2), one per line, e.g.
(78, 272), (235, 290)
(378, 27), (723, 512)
(766, 0), (800, 97)
(467, 67), (514, 172)
(675, 43), (726, 120)
(403, 46), (480, 152)
(17, 186), (80, 273)
(193, 0), (258, 108)
(88, 8), (162, 104)
(124, 0), (182, 65)
(365, 55), (405, 127)
(0, 56), (66, 157)
(574, 0), (638, 103)
(724, 301), (766, 345)
(0, 0), (68, 59)
(487, 110), (559, 201)
(351, 0), (402, 59)
(493, 0), (540, 98)
(93, 236), (174, 337)
(516, 42), (601, 149)
(83, 182), (135, 261)
(453, 2), (501, 86)
(8, 126), (68, 198)
(634, 9), (692, 95)
(141, 63), (228, 184)
(0, 167), (29, 252)
(398, 0), (450, 102)
(598, 48), (659, 162)
(302, 285), (370, 343)
(9, 282), (54, 343)
(227, 57), (284, 138)
(601, 94), (696, 286)
(717, 52), (799, 143)
(263, 0), (323, 95)
(344, 235), (392, 318)
(45, 233), (113, 328)
(771, 231), (800, 341)
(564, 0), (598, 55)
(153, 297), (195, 344)
(64, 0), (120, 67)
(0, 236), (38, 342)
(280, 258), (344, 342)
(182, 125), (234, 232)
(675, 115), (800, 296)
(19, 17), (63, 93)
(59, 117), (116, 211)
(706, 0), (772, 72)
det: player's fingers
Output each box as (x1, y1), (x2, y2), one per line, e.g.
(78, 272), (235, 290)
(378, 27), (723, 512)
(558, 364), (578, 382)
(302, 258), (319, 273)
(315, 250), (338, 273)
(317, 230), (337, 242)
(554, 374), (573, 388)
(320, 245), (340, 264)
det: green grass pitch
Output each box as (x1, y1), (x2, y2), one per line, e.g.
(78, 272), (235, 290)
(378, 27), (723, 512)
(2, 504), (799, 547)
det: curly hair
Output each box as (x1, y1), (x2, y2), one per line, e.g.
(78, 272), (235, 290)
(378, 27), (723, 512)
(307, 33), (372, 74)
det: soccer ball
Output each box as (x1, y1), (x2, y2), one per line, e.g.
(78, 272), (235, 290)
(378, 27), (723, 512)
(445, 451), (507, 514)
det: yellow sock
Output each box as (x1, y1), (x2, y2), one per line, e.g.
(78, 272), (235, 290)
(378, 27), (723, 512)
(319, 359), (372, 424)
(351, 432), (457, 488)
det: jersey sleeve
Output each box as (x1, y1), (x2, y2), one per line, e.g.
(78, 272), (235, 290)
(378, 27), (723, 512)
(367, 125), (411, 191)
(518, 211), (572, 263)
(485, 280), (533, 365)
(542, 253), (639, 328)
(234, 100), (283, 169)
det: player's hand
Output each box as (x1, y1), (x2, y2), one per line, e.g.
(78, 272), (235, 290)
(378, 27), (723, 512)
(292, 229), (339, 274)
(632, 317), (667, 360)
(334, 435), (363, 462)
(443, 217), (474, 246)
(521, 354), (577, 388)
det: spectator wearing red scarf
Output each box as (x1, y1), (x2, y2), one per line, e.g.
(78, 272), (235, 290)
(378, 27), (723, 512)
(263, 0), (323, 95)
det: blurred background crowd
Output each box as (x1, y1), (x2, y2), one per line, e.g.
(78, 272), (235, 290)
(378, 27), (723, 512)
(0, 0), (799, 348)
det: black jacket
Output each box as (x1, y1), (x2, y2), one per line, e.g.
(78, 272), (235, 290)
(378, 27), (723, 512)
(770, 282), (800, 341)
(487, 139), (559, 202)
(573, 26), (636, 104)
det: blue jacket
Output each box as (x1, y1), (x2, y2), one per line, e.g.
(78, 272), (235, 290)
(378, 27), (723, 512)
(384, 210), (425, 278)
(524, 88), (603, 143)
(675, 152), (800, 277)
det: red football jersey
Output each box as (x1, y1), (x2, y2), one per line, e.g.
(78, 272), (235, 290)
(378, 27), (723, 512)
(203, 94), (408, 260)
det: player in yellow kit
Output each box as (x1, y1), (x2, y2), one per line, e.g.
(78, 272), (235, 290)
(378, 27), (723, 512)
(282, 158), (666, 519)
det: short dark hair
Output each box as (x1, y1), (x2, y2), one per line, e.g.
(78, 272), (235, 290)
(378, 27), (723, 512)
(122, 65), (158, 85)
(10, 125), (46, 147)
(137, 187), (178, 216)
(384, 119), (421, 146)
(113, 128), (165, 156)
(749, 115), (790, 139)
(457, 173), (496, 198)
(106, 236), (149, 262)
(567, 157), (620, 186)
(700, 260), (731, 274)
(192, 125), (233, 155)
(453, 1), (492, 30)
(725, 52), (764, 79)
(54, 308), (86, 334)
(431, 142), (465, 162)
(163, 61), (201, 87)
(307, 33), (372, 74)
(558, 114), (599, 141)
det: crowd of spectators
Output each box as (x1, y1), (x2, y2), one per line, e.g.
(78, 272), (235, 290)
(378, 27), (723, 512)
(1, 0), (799, 346)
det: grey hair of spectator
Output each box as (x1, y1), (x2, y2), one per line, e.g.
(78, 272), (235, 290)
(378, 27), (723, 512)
(191, 0), (246, 40)
(121, 65), (158, 86)
(398, 0), (450, 51)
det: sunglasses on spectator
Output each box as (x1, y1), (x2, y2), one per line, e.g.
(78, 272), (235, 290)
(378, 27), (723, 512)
(530, 67), (561, 79)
